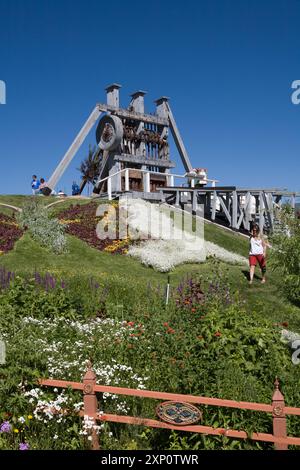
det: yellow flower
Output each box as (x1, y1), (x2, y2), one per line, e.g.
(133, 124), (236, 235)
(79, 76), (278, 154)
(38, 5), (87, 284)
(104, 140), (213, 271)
(28, 415), (33, 420)
(14, 429), (19, 433)
(59, 219), (81, 225)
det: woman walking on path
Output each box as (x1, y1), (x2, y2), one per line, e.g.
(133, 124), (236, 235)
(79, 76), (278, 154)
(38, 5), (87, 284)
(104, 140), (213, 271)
(249, 225), (267, 285)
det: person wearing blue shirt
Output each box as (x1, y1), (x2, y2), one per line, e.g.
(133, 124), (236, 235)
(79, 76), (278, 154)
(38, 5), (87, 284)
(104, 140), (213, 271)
(31, 175), (40, 195)
(72, 181), (80, 196)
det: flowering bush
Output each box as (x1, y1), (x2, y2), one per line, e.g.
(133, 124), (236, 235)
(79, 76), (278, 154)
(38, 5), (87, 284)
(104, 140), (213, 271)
(18, 200), (67, 254)
(270, 205), (300, 305)
(0, 309), (149, 449)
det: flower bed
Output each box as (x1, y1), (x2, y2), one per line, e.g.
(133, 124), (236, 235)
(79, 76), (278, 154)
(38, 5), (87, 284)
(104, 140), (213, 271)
(58, 203), (129, 254)
(1, 270), (300, 450)
(0, 213), (23, 254)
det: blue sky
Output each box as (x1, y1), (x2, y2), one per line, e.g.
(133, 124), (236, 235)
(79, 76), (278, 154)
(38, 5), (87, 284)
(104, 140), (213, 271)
(0, 0), (299, 195)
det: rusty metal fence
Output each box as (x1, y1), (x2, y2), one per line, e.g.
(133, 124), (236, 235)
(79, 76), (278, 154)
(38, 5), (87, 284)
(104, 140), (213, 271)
(39, 362), (300, 451)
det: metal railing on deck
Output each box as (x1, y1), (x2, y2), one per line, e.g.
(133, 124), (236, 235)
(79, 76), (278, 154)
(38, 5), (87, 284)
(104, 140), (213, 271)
(95, 168), (218, 200)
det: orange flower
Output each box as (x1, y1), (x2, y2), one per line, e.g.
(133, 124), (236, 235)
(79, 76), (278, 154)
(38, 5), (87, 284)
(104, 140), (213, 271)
(167, 327), (175, 334)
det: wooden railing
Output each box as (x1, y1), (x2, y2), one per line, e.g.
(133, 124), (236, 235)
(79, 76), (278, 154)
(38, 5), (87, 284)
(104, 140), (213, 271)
(39, 363), (300, 451)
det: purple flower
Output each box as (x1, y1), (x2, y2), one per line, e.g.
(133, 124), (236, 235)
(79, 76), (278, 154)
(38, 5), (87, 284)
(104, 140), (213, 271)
(19, 442), (29, 451)
(0, 421), (12, 433)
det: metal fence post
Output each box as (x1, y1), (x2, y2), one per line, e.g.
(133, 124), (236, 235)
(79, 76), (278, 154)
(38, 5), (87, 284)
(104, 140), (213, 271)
(83, 361), (100, 450)
(272, 377), (288, 450)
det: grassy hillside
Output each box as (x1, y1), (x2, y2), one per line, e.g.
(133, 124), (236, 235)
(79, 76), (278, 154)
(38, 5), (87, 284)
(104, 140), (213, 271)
(1, 195), (299, 330)
(1, 195), (300, 451)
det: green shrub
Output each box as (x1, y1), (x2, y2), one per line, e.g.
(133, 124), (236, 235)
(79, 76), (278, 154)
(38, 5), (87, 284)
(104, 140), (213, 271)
(18, 200), (67, 254)
(0, 270), (300, 450)
(270, 205), (300, 305)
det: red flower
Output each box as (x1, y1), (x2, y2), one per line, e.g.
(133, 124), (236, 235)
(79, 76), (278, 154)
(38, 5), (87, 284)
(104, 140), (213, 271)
(281, 322), (289, 327)
(167, 327), (175, 334)
(163, 322), (169, 327)
(127, 321), (135, 327)
(191, 308), (196, 313)
(214, 331), (222, 337)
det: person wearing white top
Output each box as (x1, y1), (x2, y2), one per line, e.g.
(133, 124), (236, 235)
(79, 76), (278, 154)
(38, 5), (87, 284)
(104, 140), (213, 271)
(249, 225), (267, 285)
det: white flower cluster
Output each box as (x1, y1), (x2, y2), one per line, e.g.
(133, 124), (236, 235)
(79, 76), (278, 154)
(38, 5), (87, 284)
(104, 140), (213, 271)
(205, 241), (247, 265)
(128, 239), (204, 272)
(22, 316), (149, 418)
(79, 415), (104, 440)
(128, 239), (246, 272)
(124, 199), (247, 271)
(280, 329), (300, 346)
(24, 389), (69, 423)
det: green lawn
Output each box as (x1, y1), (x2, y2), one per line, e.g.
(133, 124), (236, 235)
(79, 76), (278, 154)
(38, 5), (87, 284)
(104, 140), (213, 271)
(1, 194), (300, 331)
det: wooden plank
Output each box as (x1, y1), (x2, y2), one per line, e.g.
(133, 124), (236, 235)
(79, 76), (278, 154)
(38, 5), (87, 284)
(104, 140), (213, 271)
(98, 413), (300, 446)
(39, 378), (84, 390)
(48, 106), (102, 190)
(129, 170), (142, 179)
(39, 378), (300, 416)
(218, 195), (231, 224)
(166, 102), (193, 173)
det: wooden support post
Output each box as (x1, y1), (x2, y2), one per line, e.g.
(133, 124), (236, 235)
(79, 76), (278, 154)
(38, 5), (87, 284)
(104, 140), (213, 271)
(291, 194), (296, 209)
(160, 189), (166, 203)
(272, 377), (287, 451)
(211, 191), (217, 221)
(107, 177), (112, 201)
(192, 191), (197, 213)
(83, 362), (100, 450)
(259, 192), (265, 233)
(244, 192), (251, 231)
(268, 193), (274, 229)
(167, 174), (174, 187)
(48, 106), (102, 190)
(125, 169), (129, 192)
(232, 191), (238, 229)
(144, 171), (150, 193)
(219, 195), (231, 225)
(262, 192), (273, 232)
